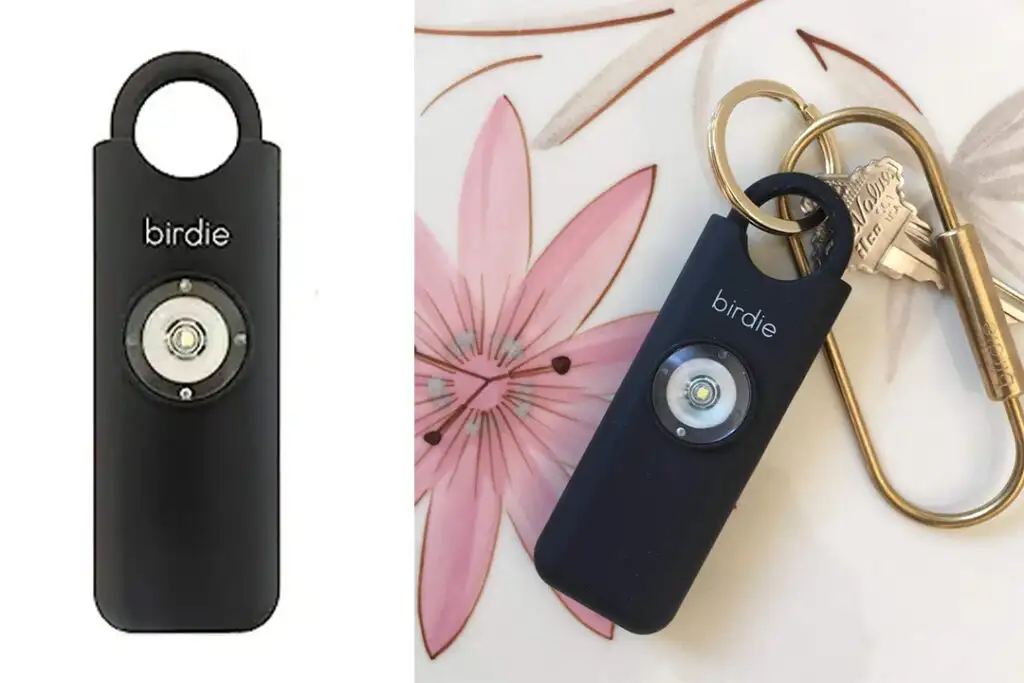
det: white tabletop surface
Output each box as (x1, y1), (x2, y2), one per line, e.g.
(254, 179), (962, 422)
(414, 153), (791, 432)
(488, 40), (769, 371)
(415, 1), (1024, 681)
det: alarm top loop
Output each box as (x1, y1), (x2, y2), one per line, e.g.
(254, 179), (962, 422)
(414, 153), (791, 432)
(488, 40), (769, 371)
(725, 172), (854, 281)
(708, 79), (842, 235)
(110, 51), (263, 141)
(780, 107), (1024, 528)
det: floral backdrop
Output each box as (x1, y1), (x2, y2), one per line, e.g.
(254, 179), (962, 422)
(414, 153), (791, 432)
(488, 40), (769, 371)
(415, 2), (1024, 681)
(416, 94), (658, 653)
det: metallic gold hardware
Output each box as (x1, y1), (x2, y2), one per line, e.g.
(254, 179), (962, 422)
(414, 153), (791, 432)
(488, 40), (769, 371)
(707, 79), (842, 235)
(936, 227), (1024, 400)
(777, 106), (1024, 528)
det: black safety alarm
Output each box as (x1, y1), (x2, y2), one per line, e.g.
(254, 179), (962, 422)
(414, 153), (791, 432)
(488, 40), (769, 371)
(94, 52), (280, 632)
(534, 172), (854, 634)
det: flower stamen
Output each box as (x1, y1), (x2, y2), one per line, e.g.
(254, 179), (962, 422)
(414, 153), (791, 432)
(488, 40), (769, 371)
(499, 337), (525, 361)
(496, 354), (574, 381)
(415, 315), (466, 365)
(498, 293), (544, 365)
(415, 348), (489, 381)
(491, 286), (528, 362)
(552, 355), (572, 375)
(450, 330), (477, 357)
(426, 376), (447, 395)
(487, 278), (513, 358)
(510, 382), (534, 417)
(423, 291), (472, 362)
(421, 374), (496, 445)
(471, 275), (485, 355)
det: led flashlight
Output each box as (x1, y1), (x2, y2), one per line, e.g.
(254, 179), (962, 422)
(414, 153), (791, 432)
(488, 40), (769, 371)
(166, 318), (206, 359)
(652, 342), (752, 445)
(125, 278), (247, 402)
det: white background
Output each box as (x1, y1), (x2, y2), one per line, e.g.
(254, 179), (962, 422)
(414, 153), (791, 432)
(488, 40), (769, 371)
(0, 1), (411, 681)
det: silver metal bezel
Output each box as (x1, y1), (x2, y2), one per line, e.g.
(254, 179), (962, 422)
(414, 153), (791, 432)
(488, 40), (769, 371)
(125, 277), (248, 403)
(652, 342), (753, 445)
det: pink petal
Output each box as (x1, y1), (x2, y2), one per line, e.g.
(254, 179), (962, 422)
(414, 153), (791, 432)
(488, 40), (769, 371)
(415, 439), (440, 504)
(415, 357), (455, 423)
(503, 447), (567, 549)
(503, 392), (610, 472)
(503, 448), (614, 638)
(416, 216), (475, 364)
(415, 216), (457, 324)
(495, 167), (655, 356)
(414, 376), (478, 504)
(458, 96), (532, 327)
(497, 314), (656, 470)
(556, 594), (615, 639)
(413, 430), (458, 505)
(418, 442), (500, 658)
(525, 313), (656, 395)
(497, 317), (655, 473)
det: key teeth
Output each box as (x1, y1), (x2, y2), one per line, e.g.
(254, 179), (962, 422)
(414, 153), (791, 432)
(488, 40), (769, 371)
(903, 216), (934, 250)
(798, 194), (839, 271)
(810, 228), (834, 271)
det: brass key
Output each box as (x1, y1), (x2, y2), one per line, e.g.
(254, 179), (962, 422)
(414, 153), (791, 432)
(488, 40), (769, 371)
(801, 157), (1024, 325)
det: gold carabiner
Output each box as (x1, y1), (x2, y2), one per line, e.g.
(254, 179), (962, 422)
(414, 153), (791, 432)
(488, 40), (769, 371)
(777, 107), (1024, 528)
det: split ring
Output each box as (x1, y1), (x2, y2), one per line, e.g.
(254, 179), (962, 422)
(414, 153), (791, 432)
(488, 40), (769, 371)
(708, 79), (843, 234)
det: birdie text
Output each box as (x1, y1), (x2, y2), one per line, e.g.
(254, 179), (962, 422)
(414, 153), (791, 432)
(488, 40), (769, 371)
(712, 289), (777, 339)
(145, 216), (231, 248)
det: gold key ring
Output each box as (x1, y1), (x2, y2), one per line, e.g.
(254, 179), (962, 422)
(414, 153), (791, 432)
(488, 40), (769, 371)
(780, 107), (1024, 528)
(708, 79), (843, 234)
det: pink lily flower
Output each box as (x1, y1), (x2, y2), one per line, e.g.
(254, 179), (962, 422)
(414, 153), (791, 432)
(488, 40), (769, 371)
(415, 95), (657, 657)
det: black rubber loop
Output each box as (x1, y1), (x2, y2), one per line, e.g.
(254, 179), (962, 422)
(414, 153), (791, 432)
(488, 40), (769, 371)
(110, 51), (262, 140)
(726, 172), (854, 278)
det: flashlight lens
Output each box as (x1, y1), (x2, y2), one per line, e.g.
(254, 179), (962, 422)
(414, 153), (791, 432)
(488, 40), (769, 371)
(686, 375), (719, 409)
(652, 343), (752, 445)
(665, 358), (738, 430)
(126, 278), (248, 402)
(166, 318), (206, 359)
(142, 296), (229, 384)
